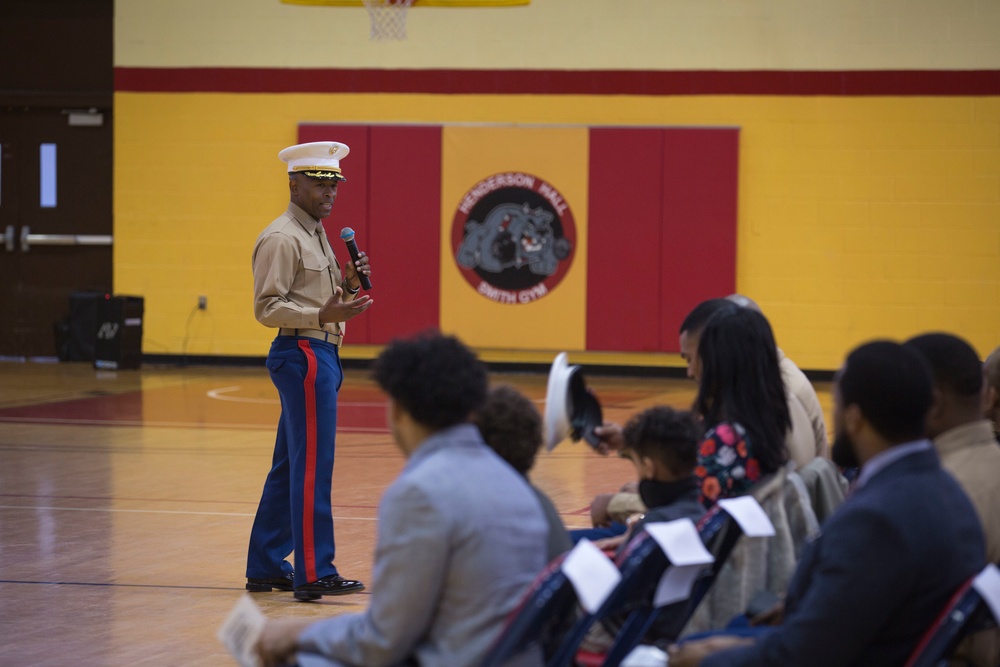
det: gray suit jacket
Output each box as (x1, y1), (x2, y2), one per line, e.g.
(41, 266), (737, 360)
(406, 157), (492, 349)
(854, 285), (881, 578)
(298, 423), (549, 667)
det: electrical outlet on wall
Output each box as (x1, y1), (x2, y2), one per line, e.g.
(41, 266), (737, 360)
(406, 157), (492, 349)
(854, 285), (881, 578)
(198, 295), (207, 310)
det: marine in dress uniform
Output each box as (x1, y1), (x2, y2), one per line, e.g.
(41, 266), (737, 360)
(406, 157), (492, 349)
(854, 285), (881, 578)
(245, 141), (372, 600)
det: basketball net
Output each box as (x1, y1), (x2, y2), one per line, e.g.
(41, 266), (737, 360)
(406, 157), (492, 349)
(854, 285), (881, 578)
(362, 0), (415, 41)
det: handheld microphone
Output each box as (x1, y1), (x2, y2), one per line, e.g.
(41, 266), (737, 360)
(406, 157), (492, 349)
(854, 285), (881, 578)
(339, 227), (372, 291)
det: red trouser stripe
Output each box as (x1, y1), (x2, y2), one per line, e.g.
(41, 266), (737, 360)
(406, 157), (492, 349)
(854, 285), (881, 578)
(298, 340), (319, 584)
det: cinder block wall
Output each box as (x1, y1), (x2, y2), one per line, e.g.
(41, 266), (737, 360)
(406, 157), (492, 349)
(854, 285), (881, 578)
(113, 0), (1000, 369)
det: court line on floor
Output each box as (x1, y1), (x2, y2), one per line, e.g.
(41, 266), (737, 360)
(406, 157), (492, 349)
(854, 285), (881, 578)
(0, 505), (378, 520)
(0, 493), (380, 509)
(0, 579), (372, 595)
(0, 503), (590, 523)
(208, 385), (388, 408)
(0, 416), (390, 432)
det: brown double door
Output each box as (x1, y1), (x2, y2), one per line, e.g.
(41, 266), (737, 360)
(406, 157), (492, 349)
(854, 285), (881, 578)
(0, 108), (113, 358)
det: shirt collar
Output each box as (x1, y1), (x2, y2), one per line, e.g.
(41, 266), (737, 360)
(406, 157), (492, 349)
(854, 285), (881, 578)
(404, 423), (483, 471)
(933, 420), (996, 456)
(287, 202), (323, 234)
(855, 438), (932, 490)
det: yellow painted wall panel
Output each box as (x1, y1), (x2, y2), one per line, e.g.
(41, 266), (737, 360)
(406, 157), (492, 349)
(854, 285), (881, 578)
(974, 99), (1000, 122)
(438, 126), (588, 350)
(894, 175), (999, 203)
(819, 201), (870, 228)
(919, 202), (1000, 228)
(810, 98), (976, 123)
(115, 92), (1000, 367)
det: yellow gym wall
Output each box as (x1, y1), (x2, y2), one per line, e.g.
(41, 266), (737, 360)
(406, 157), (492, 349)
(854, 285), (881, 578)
(113, 0), (1000, 369)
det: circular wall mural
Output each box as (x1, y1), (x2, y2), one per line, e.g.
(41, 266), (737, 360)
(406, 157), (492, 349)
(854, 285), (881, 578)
(452, 172), (576, 304)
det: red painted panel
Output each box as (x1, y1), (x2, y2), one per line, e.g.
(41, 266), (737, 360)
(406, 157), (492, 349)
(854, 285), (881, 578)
(366, 125), (442, 343)
(659, 129), (739, 352)
(586, 128), (664, 352)
(298, 124), (372, 343)
(116, 67), (1000, 96)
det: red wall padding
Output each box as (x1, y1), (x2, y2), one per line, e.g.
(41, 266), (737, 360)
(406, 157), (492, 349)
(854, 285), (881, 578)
(298, 124), (443, 345)
(586, 127), (739, 353)
(660, 129), (739, 351)
(366, 125), (442, 343)
(586, 128), (666, 352)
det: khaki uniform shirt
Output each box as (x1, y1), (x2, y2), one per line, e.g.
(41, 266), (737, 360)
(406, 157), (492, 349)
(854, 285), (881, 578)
(252, 203), (356, 340)
(936, 420), (1000, 564)
(936, 421), (1000, 667)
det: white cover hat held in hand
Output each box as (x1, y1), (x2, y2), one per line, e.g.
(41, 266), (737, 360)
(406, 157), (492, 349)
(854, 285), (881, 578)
(544, 352), (603, 451)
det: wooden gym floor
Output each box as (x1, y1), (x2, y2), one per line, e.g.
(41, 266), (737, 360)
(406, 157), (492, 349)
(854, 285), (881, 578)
(0, 360), (831, 666)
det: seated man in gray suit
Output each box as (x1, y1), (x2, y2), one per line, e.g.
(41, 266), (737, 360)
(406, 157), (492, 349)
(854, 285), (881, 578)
(256, 331), (549, 667)
(668, 341), (985, 667)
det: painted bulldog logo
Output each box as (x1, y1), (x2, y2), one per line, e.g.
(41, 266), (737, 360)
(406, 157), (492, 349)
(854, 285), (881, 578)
(452, 172), (576, 304)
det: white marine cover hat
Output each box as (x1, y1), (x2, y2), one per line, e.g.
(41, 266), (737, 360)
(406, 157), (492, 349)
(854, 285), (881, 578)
(543, 352), (603, 451)
(279, 141), (349, 181)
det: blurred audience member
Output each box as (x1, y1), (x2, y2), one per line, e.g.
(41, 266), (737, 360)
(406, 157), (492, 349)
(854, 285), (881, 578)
(985, 345), (1000, 443)
(475, 384), (572, 561)
(679, 305), (821, 634)
(905, 333), (1000, 563)
(592, 407), (706, 554)
(726, 294), (828, 458)
(906, 333), (1000, 667)
(693, 304), (790, 506)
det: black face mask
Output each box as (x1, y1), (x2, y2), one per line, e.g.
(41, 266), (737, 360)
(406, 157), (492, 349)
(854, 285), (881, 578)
(638, 476), (700, 509)
(831, 432), (860, 470)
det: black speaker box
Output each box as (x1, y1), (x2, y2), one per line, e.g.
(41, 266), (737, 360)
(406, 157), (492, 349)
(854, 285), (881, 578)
(93, 295), (144, 370)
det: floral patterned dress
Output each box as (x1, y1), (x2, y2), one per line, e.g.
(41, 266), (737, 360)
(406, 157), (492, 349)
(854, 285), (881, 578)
(695, 421), (761, 508)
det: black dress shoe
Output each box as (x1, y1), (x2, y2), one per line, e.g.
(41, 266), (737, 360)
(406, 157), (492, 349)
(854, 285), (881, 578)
(294, 574), (366, 600)
(246, 572), (295, 592)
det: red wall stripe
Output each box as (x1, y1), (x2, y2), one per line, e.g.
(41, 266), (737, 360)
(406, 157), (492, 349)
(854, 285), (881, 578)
(115, 67), (1000, 96)
(659, 129), (739, 352)
(297, 339), (319, 584)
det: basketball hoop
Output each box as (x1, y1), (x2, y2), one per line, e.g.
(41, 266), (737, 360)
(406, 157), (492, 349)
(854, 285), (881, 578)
(362, 0), (415, 41)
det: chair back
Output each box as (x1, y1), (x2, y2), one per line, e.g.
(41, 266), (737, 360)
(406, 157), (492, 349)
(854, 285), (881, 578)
(481, 553), (580, 667)
(904, 567), (998, 667)
(548, 507), (746, 667)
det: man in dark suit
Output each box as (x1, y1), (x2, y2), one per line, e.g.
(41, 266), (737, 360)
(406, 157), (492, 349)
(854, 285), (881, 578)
(669, 340), (986, 667)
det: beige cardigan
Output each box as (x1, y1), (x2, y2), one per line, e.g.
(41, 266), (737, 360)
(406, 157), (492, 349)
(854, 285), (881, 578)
(681, 466), (819, 635)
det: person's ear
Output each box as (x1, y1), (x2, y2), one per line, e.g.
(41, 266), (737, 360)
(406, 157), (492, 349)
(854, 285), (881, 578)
(639, 455), (657, 480)
(926, 388), (946, 424)
(844, 403), (864, 438)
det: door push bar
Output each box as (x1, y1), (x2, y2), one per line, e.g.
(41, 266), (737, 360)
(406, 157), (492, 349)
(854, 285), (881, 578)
(3, 225), (113, 252)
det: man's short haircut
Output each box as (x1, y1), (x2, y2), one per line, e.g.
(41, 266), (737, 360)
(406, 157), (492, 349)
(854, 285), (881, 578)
(904, 332), (983, 398)
(678, 298), (731, 336)
(372, 330), (487, 430)
(473, 385), (542, 476)
(839, 340), (934, 443)
(623, 406), (703, 476)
